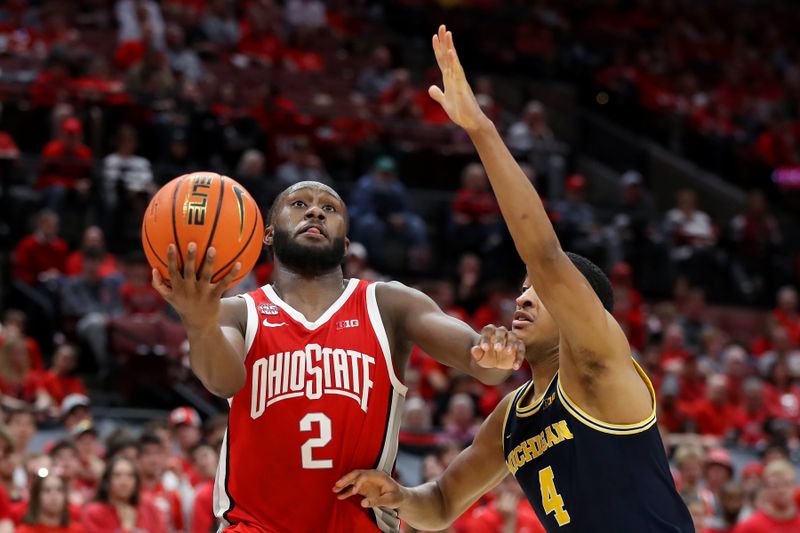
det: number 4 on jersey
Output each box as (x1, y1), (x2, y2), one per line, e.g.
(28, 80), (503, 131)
(539, 466), (571, 526)
(300, 413), (333, 469)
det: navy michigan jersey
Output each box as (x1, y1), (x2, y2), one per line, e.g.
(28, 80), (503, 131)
(502, 361), (693, 532)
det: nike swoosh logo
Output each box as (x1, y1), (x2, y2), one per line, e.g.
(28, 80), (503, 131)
(262, 319), (286, 328)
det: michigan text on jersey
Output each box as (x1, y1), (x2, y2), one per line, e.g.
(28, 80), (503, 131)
(506, 420), (574, 474)
(250, 343), (375, 418)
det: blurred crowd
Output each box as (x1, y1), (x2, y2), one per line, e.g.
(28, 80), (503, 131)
(0, 0), (798, 532)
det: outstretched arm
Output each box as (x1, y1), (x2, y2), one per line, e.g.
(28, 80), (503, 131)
(377, 282), (524, 385)
(153, 243), (246, 398)
(334, 393), (513, 530)
(430, 25), (649, 423)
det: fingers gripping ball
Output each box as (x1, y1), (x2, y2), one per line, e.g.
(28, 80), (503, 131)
(142, 172), (264, 287)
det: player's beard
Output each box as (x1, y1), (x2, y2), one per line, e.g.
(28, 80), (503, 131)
(272, 227), (346, 277)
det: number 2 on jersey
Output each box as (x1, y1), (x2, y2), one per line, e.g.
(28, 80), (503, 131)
(539, 466), (571, 526)
(300, 412), (333, 469)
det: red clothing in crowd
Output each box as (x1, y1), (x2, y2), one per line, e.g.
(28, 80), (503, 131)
(0, 335), (44, 371)
(452, 189), (501, 223)
(686, 399), (740, 437)
(40, 371), (87, 404)
(764, 384), (800, 421)
(13, 234), (69, 285)
(0, 485), (12, 521)
(141, 482), (183, 533)
(459, 499), (546, 533)
(36, 140), (93, 190)
(65, 251), (119, 278)
(0, 372), (44, 403)
(120, 283), (165, 315)
(17, 525), (85, 533)
(408, 346), (448, 401)
(733, 510), (800, 533)
(190, 481), (214, 533)
(735, 408), (770, 447)
(81, 499), (166, 533)
(773, 309), (800, 345)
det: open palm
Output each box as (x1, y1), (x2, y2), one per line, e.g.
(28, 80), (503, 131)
(429, 24), (488, 132)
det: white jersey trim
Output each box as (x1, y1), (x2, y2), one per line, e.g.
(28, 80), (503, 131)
(261, 278), (359, 331)
(365, 282), (408, 395)
(239, 293), (258, 355)
(213, 427), (231, 519)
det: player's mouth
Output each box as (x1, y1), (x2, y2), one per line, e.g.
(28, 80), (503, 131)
(297, 224), (328, 240)
(512, 310), (535, 329)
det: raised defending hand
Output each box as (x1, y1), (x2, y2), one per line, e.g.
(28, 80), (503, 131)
(472, 325), (526, 371)
(333, 470), (405, 509)
(429, 24), (489, 132)
(151, 243), (241, 330)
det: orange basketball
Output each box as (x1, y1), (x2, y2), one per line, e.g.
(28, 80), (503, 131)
(142, 172), (264, 287)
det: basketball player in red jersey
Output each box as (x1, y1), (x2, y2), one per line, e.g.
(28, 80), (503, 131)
(151, 182), (525, 533)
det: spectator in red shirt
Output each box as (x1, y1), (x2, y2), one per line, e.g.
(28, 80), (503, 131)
(734, 460), (800, 533)
(772, 286), (800, 346)
(687, 374), (740, 437)
(167, 408), (202, 487)
(0, 311), (44, 372)
(0, 336), (51, 411)
(138, 433), (183, 533)
(120, 253), (166, 316)
(13, 210), (69, 287)
(661, 323), (692, 368)
(735, 377), (769, 448)
(81, 456), (166, 533)
(35, 118), (93, 215)
(238, 6), (282, 66)
(674, 445), (714, 514)
(460, 475), (545, 533)
(763, 359), (800, 422)
(41, 345), (87, 406)
(611, 262), (646, 352)
(65, 227), (119, 279)
(657, 376), (689, 433)
(188, 441), (218, 533)
(449, 163), (504, 257)
(17, 473), (84, 533)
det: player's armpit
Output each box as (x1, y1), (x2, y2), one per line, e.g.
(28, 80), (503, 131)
(375, 282), (520, 385)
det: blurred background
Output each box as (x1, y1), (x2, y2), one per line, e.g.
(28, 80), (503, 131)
(0, 0), (799, 532)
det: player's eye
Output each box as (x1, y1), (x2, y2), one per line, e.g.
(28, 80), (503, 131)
(291, 200), (306, 208)
(322, 204), (336, 212)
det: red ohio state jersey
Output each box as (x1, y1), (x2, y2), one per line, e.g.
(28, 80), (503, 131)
(214, 279), (407, 533)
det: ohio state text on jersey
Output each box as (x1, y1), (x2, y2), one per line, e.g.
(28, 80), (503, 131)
(214, 279), (407, 533)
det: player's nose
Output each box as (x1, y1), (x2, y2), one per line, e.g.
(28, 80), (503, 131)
(515, 292), (534, 309)
(304, 204), (326, 220)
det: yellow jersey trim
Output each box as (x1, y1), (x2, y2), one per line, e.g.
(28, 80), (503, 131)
(515, 372), (558, 416)
(502, 384), (525, 440)
(556, 358), (658, 435)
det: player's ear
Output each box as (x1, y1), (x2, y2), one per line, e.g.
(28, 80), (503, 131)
(264, 225), (274, 246)
(343, 237), (350, 256)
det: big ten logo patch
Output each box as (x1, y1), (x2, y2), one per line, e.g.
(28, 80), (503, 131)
(185, 175), (213, 225)
(258, 303), (279, 316)
(336, 319), (359, 331)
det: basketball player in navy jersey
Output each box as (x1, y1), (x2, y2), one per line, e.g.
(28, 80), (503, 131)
(152, 177), (526, 530)
(334, 25), (694, 532)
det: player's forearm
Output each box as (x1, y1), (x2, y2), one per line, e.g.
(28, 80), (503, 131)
(396, 481), (455, 530)
(467, 120), (562, 265)
(468, 357), (512, 385)
(186, 324), (245, 398)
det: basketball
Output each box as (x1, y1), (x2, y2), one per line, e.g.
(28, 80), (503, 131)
(141, 172), (264, 287)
